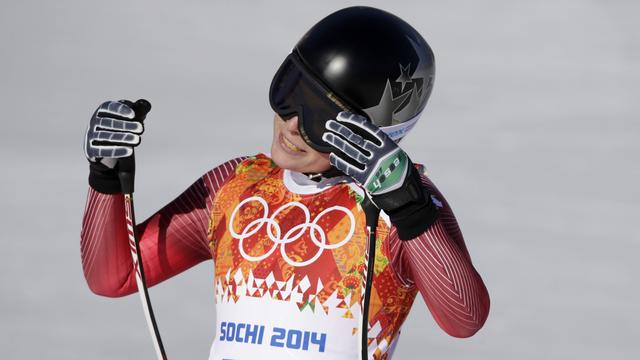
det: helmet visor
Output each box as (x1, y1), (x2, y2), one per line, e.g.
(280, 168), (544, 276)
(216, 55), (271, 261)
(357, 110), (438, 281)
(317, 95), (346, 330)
(269, 52), (359, 153)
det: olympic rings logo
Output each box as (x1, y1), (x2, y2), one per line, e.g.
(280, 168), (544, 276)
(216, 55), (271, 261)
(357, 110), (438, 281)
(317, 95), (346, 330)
(228, 196), (356, 267)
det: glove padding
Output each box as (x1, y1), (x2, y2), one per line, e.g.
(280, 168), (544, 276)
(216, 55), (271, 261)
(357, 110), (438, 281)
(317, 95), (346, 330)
(84, 100), (143, 163)
(322, 112), (409, 195)
(84, 100), (145, 193)
(322, 112), (438, 240)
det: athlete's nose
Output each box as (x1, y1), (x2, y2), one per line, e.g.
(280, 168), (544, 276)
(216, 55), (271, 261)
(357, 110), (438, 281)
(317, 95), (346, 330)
(285, 115), (301, 137)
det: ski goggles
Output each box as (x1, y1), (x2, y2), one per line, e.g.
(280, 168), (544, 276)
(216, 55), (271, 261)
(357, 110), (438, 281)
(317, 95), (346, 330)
(269, 52), (365, 153)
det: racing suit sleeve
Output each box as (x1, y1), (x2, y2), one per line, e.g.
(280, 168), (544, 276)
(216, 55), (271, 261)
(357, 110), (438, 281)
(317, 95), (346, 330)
(388, 172), (490, 338)
(80, 157), (245, 297)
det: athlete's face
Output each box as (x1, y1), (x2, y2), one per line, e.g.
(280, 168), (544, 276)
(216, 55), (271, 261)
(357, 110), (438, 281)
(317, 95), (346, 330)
(271, 114), (331, 173)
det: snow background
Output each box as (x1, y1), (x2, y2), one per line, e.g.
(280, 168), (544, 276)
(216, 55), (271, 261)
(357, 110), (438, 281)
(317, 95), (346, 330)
(0, 0), (638, 358)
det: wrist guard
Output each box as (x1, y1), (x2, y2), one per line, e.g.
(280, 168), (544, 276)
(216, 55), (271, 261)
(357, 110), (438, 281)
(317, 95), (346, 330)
(88, 161), (122, 194)
(371, 163), (438, 240)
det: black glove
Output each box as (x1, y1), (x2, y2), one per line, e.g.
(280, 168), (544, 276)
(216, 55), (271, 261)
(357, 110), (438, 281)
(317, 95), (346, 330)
(83, 100), (149, 193)
(322, 112), (438, 240)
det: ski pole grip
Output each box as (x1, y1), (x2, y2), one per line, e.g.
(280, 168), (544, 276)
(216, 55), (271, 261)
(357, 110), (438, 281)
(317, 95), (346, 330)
(118, 99), (152, 194)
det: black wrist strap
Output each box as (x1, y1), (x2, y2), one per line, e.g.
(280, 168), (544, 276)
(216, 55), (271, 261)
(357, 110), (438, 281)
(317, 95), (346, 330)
(88, 161), (122, 194)
(385, 195), (438, 240)
(371, 165), (438, 240)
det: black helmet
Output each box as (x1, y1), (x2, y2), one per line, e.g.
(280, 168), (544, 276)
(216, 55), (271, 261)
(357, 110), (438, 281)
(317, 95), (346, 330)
(269, 6), (435, 153)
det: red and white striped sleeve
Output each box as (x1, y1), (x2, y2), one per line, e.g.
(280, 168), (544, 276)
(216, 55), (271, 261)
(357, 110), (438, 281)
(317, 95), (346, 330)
(80, 157), (246, 297)
(389, 172), (490, 338)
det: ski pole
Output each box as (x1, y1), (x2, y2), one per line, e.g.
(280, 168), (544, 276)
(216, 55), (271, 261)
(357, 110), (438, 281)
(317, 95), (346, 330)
(360, 195), (380, 360)
(118, 99), (168, 360)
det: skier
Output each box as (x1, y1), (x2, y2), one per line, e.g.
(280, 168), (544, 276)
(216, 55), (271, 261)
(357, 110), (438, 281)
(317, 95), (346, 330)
(81, 6), (490, 360)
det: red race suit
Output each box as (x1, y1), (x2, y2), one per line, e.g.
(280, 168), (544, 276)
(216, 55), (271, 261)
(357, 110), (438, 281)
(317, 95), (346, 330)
(81, 154), (490, 359)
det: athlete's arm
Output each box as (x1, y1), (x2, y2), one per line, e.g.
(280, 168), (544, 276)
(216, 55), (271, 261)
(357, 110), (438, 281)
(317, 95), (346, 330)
(80, 158), (245, 297)
(389, 172), (490, 338)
